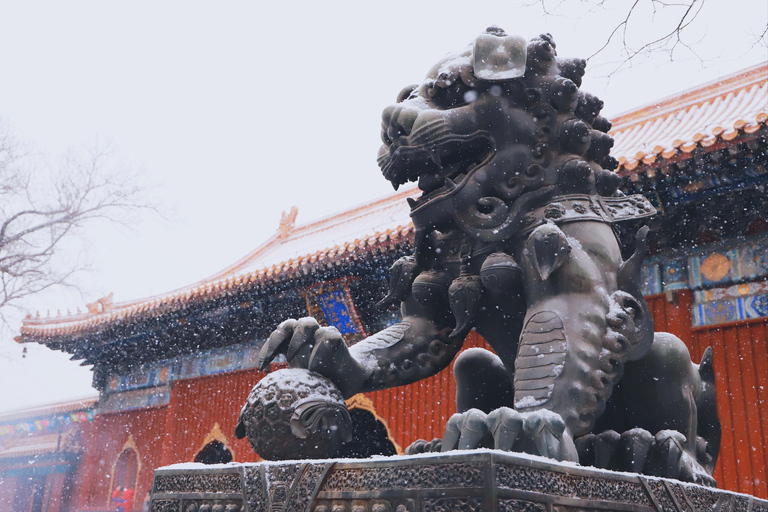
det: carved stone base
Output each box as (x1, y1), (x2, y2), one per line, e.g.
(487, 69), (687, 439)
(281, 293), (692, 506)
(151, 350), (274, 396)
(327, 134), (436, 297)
(150, 450), (767, 512)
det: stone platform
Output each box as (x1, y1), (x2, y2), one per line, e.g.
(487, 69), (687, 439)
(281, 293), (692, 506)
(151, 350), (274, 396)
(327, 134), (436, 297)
(149, 450), (767, 512)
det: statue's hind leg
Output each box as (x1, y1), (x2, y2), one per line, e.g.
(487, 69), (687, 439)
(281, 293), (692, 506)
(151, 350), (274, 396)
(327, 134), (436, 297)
(620, 333), (719, 485)
(454, 348), (514, 413)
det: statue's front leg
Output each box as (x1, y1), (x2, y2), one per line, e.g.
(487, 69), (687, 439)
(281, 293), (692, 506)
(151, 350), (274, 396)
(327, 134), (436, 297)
(345, 311), (464, 394)
(259, 294), (465, 398)
(436, 347), (578, 462)
(510, 222), (651, 460)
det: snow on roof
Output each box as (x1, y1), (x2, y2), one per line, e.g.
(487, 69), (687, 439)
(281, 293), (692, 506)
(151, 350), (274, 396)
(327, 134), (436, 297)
(208, 186), (417, 279)
(21, 188), (418, 337)
(20, 64), (768, 338)
(0, 395), (97, 423)
(611, 63), (767, 172)
(0, 433), (61, 459)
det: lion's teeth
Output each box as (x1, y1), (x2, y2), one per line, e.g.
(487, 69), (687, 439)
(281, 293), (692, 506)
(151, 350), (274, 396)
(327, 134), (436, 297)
(429, 151), (442, 167)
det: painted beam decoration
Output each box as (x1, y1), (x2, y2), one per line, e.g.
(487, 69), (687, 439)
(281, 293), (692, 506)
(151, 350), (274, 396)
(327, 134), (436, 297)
(641, 236), (768, 326)
(99, 342), (263, 414)
(89, 286), (368, 416)
(0, 410), (95, 437)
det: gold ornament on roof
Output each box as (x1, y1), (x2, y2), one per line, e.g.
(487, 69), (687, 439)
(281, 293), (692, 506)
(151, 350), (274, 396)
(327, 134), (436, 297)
(277, 206), (298, 238)
(86, 293), (114, 314)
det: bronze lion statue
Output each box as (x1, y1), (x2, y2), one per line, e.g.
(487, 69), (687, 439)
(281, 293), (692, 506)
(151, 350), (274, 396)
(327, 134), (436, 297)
(251, 28), (720, 486)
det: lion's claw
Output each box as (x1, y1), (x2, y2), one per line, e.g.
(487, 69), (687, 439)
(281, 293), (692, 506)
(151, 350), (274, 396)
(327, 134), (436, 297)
(593, 429), (620, 469)
(487, 407), (523, 451)
(651, 430), (714, 486)
(441, 408), (577, 462)
(442, 409), (490, 451)
(620, 428), (654, 473)
(576, 428), (715, 486)
(405, 438), (442, 455)
(258, 317), (366, 399)
(259, 318), (299, 370)
(523, 410), (576, 461)
(286, 317), (321, 363)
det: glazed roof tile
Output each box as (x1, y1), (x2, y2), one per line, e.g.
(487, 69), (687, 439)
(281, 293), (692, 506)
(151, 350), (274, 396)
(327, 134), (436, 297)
(610, 63), (766, 172)
(0, 396), (97, 423)
(208, 186), (417, 279)
(21, 187), (418, 337)
(20, 64), (768, 339)
(0, 433), (61, 459)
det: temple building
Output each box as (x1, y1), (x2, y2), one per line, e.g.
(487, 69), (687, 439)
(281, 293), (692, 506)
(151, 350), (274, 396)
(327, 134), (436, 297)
(1, 64), (766, 511)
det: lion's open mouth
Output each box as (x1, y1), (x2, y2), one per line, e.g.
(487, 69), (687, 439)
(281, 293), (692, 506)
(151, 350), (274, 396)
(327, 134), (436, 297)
(379, 132), (494, 194)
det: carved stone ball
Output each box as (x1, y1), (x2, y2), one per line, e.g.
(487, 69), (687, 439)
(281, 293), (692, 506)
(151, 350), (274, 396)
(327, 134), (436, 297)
(237, 368), (352, 460)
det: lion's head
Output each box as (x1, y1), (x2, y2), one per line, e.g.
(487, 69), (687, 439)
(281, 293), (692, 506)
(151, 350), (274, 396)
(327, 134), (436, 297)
(378, 28), (622, 245)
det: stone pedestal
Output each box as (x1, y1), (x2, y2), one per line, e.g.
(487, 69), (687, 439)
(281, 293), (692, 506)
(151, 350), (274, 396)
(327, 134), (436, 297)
(149, 450), (767, 512)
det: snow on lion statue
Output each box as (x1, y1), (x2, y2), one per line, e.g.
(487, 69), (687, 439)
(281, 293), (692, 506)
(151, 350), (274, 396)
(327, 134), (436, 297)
(240, 27), (720, 486)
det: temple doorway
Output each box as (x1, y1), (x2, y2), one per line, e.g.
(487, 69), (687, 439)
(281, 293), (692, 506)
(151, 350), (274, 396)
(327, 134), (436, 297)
(194, 440), (234, 464)
(338, 408), (397, 458)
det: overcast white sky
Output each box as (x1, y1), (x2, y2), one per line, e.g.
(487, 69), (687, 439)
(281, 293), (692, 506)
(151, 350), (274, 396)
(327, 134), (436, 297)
(0, 1), (765, 412)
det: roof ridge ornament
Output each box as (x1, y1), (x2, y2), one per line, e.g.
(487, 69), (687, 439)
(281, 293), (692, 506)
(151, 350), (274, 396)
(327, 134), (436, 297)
(277, 206), (298, 238)
(86, 293), (114, 314)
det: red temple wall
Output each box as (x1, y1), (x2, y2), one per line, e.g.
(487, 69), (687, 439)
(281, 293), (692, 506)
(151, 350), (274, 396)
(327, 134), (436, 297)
(691, 319), (768, 498)
(647, 293), (768, 498)
(160, 368), (266, 467)
(73, 405), (166, 511)
(365, 331), (493, 452)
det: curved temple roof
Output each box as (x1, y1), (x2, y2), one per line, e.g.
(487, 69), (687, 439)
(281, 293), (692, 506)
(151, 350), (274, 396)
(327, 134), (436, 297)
(20, 64), (768, 340)
(611, 63), (766, 172)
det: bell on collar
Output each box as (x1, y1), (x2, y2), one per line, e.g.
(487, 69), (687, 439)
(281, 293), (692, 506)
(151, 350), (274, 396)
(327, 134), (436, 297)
(473, 26), (527, 81)
(448, 264), (484, 340)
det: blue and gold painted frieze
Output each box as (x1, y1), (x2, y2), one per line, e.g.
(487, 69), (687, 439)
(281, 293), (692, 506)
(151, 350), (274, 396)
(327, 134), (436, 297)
(639, 258), (687, 296)
(693, 292), (768, 326)
(641, 235), (768, 327)
(640, 263), (662, 296)
(316, 287), (358, 335)
(102, 341), (264, 413)
(98, 386), (171, 414)
(689, 243), (768, 289)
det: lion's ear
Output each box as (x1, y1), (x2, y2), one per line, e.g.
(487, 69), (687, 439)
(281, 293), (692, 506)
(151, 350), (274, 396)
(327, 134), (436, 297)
(524, 223), (571, 281)
(397, 85), (418, 103)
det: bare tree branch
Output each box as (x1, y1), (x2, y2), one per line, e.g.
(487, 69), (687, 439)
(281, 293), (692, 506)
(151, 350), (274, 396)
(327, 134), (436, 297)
(0, 120), (154, 325)
(529, 0), (723, 77)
